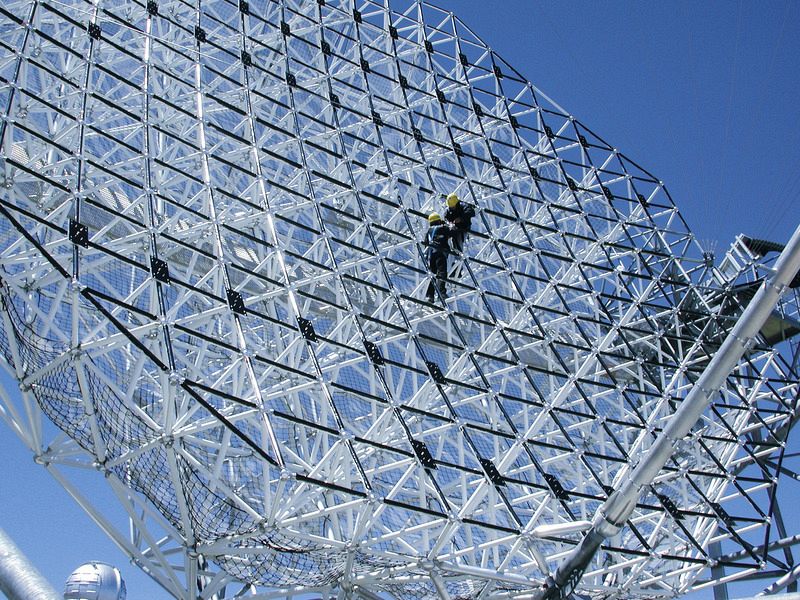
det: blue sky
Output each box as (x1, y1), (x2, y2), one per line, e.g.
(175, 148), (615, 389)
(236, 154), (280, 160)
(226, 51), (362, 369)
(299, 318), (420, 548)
(1, 2), (799, 598)
(436, 0), (800, 254)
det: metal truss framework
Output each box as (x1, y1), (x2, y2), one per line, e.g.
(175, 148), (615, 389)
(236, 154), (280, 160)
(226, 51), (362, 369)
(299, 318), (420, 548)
(0, 0), (798, 598)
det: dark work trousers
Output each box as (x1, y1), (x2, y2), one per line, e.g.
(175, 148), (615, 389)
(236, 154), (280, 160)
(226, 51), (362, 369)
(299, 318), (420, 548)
(426, 250), (448, 302)
(449, 230), (468, 278)
(451, 229), (466, 255)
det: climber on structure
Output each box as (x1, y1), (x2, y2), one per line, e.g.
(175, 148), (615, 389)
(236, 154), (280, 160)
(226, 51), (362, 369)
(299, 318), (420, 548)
(444, 192), (475, 276)
(424, 212), (453, 303)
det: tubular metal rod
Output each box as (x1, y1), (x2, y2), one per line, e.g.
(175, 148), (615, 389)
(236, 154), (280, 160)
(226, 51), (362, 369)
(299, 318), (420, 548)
(762, 562), (800, 596)
(0, 525), (60, 600)
(710, 541), (730, 600)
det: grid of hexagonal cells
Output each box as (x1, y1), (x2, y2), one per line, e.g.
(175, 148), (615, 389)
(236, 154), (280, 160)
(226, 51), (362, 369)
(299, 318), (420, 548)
(0, 0), (799, 598)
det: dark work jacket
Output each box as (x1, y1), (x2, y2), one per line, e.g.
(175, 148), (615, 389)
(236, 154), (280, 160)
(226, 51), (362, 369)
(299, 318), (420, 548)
(425, 224), (451, 260)
(444, 202), (474, 232)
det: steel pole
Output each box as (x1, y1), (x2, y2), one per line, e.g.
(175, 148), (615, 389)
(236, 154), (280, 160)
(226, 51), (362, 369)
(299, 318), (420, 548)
(536, 222), (800, 599)
(0, 525), (60, 600)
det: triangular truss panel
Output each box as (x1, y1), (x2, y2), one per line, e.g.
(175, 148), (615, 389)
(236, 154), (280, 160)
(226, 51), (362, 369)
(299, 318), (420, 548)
(1, 1), (799, 599)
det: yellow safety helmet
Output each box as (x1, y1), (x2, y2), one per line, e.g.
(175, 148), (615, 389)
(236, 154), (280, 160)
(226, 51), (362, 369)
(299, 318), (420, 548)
(446, 193), (459, 208)
(428, 212), (442, 223)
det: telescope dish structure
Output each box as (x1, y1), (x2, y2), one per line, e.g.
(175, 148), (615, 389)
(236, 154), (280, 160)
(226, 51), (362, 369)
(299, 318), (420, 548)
(0, 1), (799, 598)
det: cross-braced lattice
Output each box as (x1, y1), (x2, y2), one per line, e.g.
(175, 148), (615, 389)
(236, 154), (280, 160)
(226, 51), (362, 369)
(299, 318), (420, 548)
(1, 1), (799, 598)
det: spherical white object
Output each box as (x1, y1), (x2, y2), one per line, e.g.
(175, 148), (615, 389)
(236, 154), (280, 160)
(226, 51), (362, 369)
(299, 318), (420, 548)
(63, 562), (126, 600)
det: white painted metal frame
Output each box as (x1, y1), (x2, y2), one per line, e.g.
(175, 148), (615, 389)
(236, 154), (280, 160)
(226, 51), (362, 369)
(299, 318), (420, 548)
(0, 0), (799, 598)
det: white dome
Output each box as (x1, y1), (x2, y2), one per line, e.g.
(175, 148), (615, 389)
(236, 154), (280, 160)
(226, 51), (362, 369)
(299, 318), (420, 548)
(63, 562), (126, 600)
